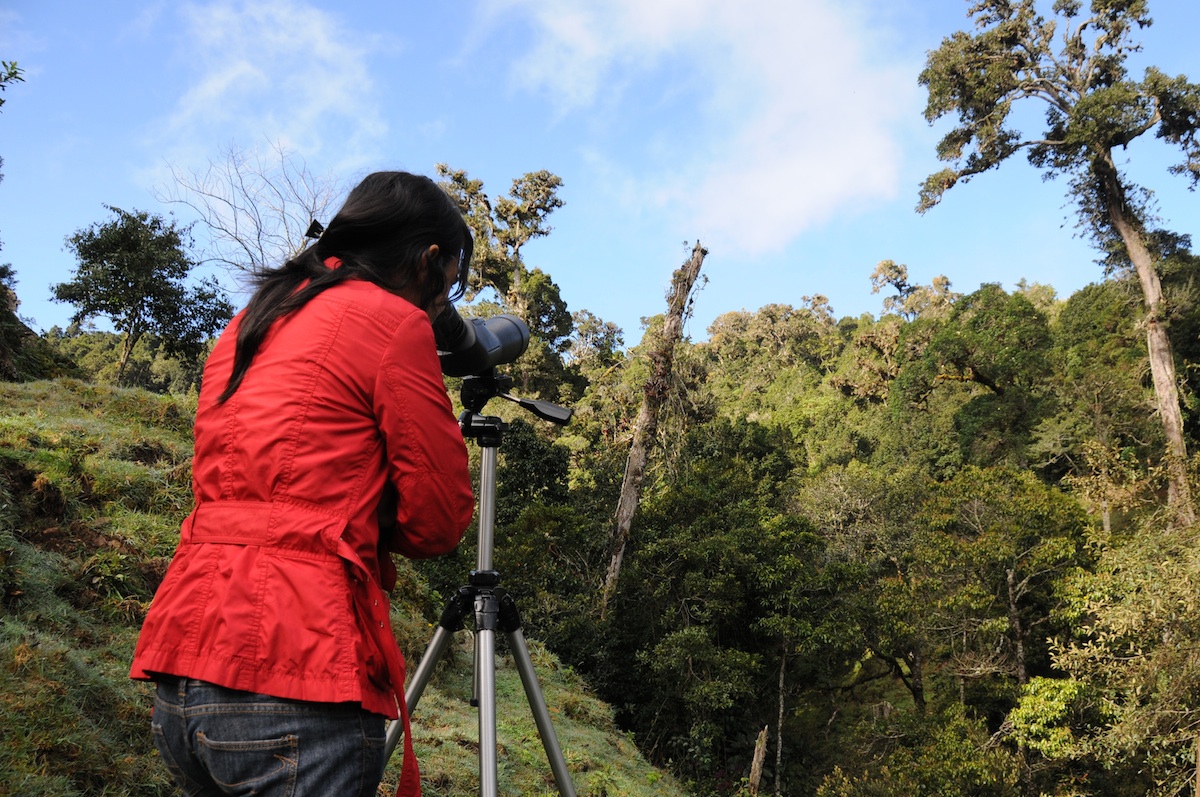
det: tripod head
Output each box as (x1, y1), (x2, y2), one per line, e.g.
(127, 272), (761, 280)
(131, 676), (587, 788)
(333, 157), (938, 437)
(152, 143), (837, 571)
(458, 370), (573, 434)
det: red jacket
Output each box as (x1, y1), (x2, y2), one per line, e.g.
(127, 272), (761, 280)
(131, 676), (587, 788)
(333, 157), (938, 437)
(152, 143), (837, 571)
(131, 280), (473, 789)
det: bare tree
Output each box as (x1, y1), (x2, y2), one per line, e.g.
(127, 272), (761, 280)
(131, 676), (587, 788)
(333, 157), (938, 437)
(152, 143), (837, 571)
(155, 140), (343, 275)
(599, 241), (707, 617)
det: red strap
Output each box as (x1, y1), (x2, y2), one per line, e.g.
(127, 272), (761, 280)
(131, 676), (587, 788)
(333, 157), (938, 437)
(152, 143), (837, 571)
(395, 686), (421, 796)
(364, 582), (421, 795)
(336, 538), (421, 796)
(324, 256), (343, 269)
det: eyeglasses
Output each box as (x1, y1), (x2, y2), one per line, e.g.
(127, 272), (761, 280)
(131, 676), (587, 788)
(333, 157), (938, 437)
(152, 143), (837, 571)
(447, 248), (467, 302)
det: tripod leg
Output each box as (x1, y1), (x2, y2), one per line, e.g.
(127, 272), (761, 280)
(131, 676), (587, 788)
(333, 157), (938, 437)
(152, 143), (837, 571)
(383, 625), (455, 767)
(408, 626), (454, 713)
(507, 628), (578, 797)
(477, 626), (499, 797)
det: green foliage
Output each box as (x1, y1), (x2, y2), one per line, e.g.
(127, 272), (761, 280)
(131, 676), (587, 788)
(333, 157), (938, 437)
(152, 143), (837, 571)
(54, 207), (232, 386)
(1032, 278), (1159, 483)
(1008, 676), (1092, 759)
(926, 284), (1050, 395)
(870, 260), (960, 321)
(567, 309), (624, 371)
(493, 170), (564, 261)
(582, 418), (853, 790)
(878, 285), (1041, 470)
(1044, 522), (1200, 795)
(0, 60), (23, 111)
(42, 325), (211, 396)
(816, 705), (1023, 797)
(924, 467), (1092, 686)
(921, 284), (1053, 467)
(516, 267), (573, 352)
(0, 267), (83, 382)
(827, 314), (902, 405)
(701, 300), (836, 430)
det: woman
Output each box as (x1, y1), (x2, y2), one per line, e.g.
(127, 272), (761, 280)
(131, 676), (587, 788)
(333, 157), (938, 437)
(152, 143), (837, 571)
(130, 171), (476, 796)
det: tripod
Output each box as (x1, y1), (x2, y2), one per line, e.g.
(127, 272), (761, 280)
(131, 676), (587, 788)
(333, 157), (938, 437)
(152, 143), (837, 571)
(384, 372), (577, 797)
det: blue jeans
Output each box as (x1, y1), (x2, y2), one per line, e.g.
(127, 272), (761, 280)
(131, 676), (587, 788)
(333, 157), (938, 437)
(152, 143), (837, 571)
(151, 678), (387, 796)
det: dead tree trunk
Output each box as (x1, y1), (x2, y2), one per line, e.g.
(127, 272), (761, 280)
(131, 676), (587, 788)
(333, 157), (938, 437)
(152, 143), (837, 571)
(776, 648), (786, 795)
(599, 242), (707, 617)
(1194, 734), (1200, 797)
(749, 725), (768, 796)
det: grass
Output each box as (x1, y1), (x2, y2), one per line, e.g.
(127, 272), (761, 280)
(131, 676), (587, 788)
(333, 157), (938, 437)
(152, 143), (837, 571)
(0, 378), (684, 797)
(390, 633), (684, 796)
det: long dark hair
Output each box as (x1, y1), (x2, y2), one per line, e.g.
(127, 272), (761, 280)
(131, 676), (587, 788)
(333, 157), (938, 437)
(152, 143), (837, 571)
(217, 171), (472, 403)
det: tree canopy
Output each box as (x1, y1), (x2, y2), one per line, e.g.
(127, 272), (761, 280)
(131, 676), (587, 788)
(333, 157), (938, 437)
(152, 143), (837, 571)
(919, 0), (1200, 522)
(54, 206), (233, 385)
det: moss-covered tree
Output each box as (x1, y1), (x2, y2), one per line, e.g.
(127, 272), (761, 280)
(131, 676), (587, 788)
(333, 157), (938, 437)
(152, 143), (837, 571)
(920, 0), (1200, 522)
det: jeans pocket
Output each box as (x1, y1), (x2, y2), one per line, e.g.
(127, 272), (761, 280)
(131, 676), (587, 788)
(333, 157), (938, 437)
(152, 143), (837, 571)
(196, 731), (299, 796)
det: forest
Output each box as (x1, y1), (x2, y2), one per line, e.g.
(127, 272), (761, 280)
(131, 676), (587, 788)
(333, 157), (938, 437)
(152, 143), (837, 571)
(5, 1), (1200, 795)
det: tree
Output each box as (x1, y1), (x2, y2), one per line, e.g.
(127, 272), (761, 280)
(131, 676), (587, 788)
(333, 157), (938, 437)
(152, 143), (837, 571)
(566, 309), (624, 372)
(493, 169), (564, 307)
(802, 462), (939, 715)
(870, 260), (958, 321)
(55, 207), (233, 385)
(436, 165), (566, 308)
(1034, 521), (1200, 795)
(925, 467), (1090, 691)
(1033, 278), (1160, 495)
(599, 242), (707, 616)
(920, 0), (1200, 522)
(436, 165), (577, 400)
(922, 284), (1053, 466)
(596, 417), (817, 790)
(155, 140), (343, 274)
(701, 298), (843, 441)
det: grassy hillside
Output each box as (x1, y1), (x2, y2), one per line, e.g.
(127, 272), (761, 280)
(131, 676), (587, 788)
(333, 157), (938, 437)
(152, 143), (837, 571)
(0, 378), (683, 797)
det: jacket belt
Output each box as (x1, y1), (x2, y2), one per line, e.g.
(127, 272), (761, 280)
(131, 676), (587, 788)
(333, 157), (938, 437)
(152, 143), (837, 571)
(183, 499), (422, 795)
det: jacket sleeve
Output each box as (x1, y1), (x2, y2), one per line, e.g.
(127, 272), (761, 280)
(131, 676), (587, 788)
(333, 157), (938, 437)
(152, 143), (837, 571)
(373, 310), (474, 559)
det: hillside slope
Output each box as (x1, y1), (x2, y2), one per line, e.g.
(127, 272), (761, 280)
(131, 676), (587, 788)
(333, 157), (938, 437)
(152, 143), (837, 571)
(0, 379), (683, 796)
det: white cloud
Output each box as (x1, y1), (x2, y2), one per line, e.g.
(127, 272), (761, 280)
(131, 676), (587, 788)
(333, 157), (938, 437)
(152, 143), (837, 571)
(0, 9), (46, 78)
(156, 0), (388, 165)
(495, 0), (920, 256)
(495, 0), (710, 110)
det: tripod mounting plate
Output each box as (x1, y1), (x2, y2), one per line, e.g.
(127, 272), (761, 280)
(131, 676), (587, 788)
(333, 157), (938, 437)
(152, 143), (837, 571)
(470, 569), (501, 588)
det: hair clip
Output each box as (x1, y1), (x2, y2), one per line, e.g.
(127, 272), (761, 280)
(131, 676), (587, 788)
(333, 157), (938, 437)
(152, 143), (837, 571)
(304, 219), (325, 239)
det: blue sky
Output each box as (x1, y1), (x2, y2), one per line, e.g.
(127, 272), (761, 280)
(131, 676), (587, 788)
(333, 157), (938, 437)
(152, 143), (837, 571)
(2, 0), (1198, 346)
